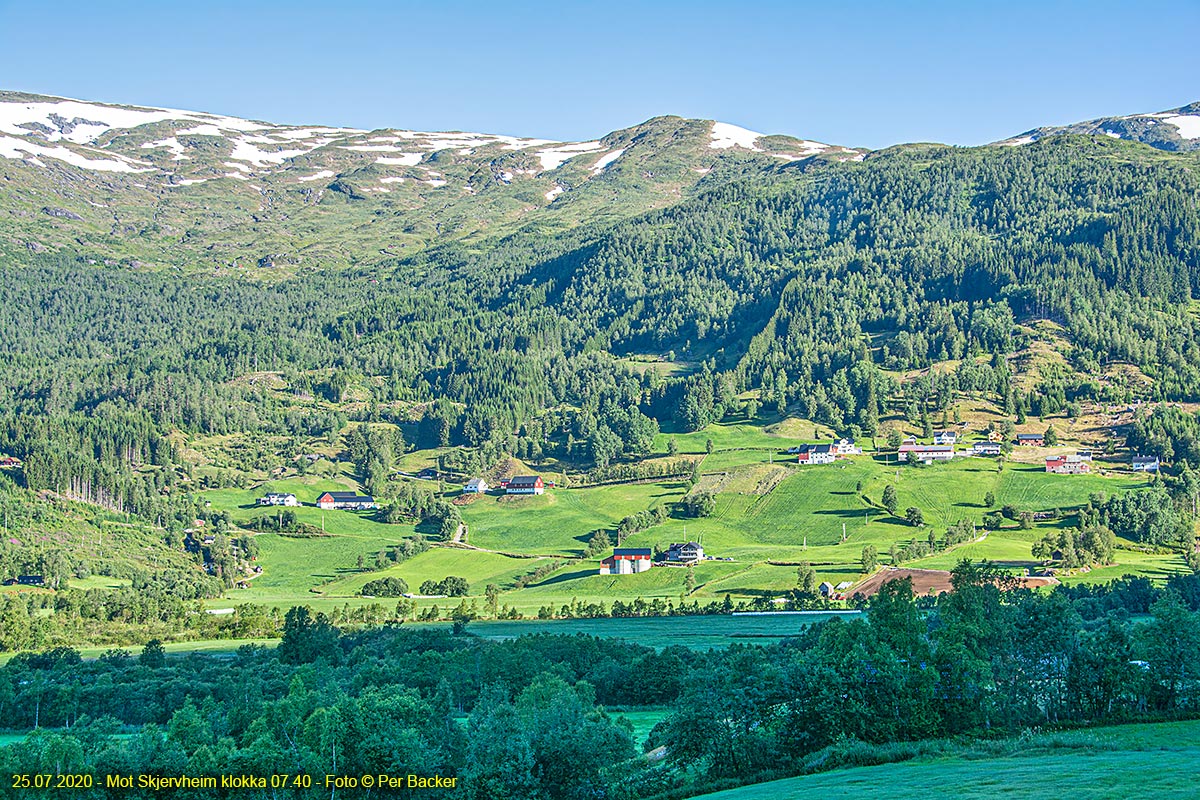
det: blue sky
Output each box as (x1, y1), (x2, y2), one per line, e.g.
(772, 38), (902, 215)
(2, 0), (1197, 148)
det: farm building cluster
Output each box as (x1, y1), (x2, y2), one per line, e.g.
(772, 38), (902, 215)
(599, 541), (705, 575)
(781, 430), (1163, 472)
(253, 491), (378, 509)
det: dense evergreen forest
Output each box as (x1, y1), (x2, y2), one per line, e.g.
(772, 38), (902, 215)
(5, 568), (1200, 799)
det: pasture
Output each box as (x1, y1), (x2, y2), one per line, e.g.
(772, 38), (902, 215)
(692, 719), (1200, 800)
(190, 418), (1180, 615)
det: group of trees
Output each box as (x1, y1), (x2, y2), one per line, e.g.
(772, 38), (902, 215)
(1032, 526), (1116, 568)
(6, 569), (1200, 798)
(418, 576), (470, 597)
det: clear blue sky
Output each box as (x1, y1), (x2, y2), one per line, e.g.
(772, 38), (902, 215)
(2, 0), (1197, 148)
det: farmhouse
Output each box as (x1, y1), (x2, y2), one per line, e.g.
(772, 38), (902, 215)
(258, 492), (298, 507)
(900, 444), (955, 463)
(971, 441), (1002, 456)
(0, 456), (20, 468)
(315, 491), (378, 510)
(506, 475), (545, 495)
(796, 444), (836, 465)
(1017, 433), (1044, 447)
(5, 575), (45, 586)
(933, 430), (958, 445)
(463, 478), (489, 493)
(1046, 455), (1090, 475)
(1132, 455), (1161, 472)
(1075, 450), (1093, 462)
(818, 581), (835, 597)
(599, 548), (653, 575)
(833, 438), (862, 455)
(667, 541), (704, 563)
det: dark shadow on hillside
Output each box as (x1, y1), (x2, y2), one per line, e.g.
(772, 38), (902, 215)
(492, 242), (601, 310)
(874, 517), (917, 529)
(574, 529), (613, 545)
(813, 509), (885, 520)
(530, 568), (596, 588)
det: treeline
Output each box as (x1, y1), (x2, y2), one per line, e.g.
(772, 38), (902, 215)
(8, 568), (1200, 798)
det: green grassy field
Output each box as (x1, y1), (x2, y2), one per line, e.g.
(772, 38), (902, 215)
(188, 419), (1183, 617)
(657, 421), (812, 454)
(417, 611), (859, 648)
(611, 709), (670, 746)
(461, 481), (689, 556)
(692, 719), (1200, 800)
(0, 638), (279, 666)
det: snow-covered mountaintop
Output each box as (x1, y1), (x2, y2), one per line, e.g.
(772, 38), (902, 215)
(0, 92), (864, 181)
(0, 94), (618, 179)
(1, 92), (875, 270)
(996, 102), (1200, 152)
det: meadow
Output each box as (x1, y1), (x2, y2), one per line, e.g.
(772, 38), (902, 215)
(192, 417), (1180, 618)
(693, 719), (1200, 800)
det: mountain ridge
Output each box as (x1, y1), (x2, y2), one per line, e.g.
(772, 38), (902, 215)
(0, 90), (863, 269)
(995, 101), (1200, 151)
(1, 90), (1198, 272)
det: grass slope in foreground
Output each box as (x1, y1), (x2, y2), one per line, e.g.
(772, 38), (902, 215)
(693, 719), (1200, 800)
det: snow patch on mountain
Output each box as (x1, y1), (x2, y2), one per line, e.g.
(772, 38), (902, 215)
(0, 100), (187, 143)
(0, 134), (151, 172)
(376, 154), (423, 166)
(297, 170), (336, 182)
(1164, 115), (1200, 139)
(227, 138), (309, 165)
(536, 141), (604, 170)
(268, 127), (354, 140)
(590, 149), (625, 173)
(343, 144), (413, 152)
(141, 137), (188, 159)
(710, 122), (763, 150)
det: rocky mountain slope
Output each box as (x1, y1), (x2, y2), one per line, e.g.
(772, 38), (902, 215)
(0, 91), (862, 270)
